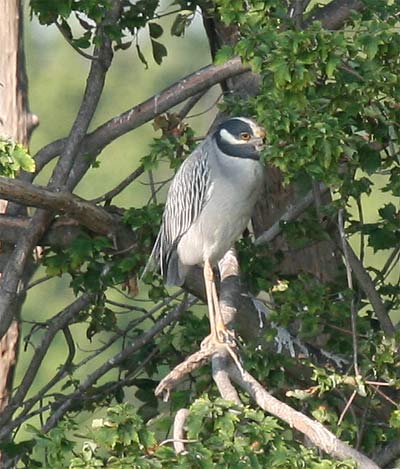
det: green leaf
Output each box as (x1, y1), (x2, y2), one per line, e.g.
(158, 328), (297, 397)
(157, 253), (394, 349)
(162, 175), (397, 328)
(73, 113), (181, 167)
(359, 145), (381, 174)
(379, 202), (397, 221)
(214, 45), (234, 64)
(12, 146), (36, 173)
(151, 40), (167, 65)
(149, 22), (163, 39)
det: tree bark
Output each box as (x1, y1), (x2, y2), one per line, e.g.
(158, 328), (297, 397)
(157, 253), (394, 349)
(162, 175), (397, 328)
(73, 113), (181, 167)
(0, 0), (36, 440)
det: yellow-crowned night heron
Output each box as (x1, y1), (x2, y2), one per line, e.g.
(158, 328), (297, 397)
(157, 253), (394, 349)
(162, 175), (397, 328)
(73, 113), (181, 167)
(144, 117), (265, 344)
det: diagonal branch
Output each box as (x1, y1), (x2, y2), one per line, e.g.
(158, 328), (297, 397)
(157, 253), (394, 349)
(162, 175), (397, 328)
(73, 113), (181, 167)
(32, 58), (249, 176)
(254, 184), (329, 246)
(154, 341), (379, 468)
(227, 363), (380, 469)
(40, 295), (194, 433)
(0, 294), (93, 431)
(340, 238), (395, 338)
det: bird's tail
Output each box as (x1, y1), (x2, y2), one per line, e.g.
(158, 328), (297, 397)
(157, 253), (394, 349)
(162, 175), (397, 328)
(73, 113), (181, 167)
(141, 231), (162, 280)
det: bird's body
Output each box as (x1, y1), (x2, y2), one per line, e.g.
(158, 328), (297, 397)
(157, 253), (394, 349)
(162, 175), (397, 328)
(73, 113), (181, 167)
(144, 116), (265, 344)
(176, 137), (263, 276)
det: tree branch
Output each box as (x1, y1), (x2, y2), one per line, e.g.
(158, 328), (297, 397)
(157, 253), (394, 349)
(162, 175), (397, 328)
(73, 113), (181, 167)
(173, 408), (190, 454)
(154, 340), (379, 467)
(254, 184), (329, 246)
(227, 363), (380, 469)
(0, 176), (118, 235)
(0, 294), (93, 432)
(0, 6), (119, 340)
(32, 58), (249, 177)
(340, 238), (395, 338)
(40, 295), (194, 433)
(305, 0), (364, 30)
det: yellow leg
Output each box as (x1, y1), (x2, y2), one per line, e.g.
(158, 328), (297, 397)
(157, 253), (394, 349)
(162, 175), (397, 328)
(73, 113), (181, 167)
(203, 259), (217, 341)
(202, 260), (242, 372)
(204, 259), (235, 344)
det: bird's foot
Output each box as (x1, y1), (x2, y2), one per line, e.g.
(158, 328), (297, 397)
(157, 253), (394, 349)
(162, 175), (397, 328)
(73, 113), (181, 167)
(200, 329), (244, 375)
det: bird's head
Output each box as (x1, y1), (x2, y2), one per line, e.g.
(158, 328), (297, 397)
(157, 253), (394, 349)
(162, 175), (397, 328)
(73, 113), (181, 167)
(214, 117), (266, 161)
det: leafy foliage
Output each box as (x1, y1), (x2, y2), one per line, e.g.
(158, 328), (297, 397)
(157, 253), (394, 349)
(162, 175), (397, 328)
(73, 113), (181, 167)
(0, 137), (35, 177)
(3, 1), (400, 468)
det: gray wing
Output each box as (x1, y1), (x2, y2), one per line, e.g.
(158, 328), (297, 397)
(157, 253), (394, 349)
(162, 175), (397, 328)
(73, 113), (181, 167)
(143, 144), (211, 284)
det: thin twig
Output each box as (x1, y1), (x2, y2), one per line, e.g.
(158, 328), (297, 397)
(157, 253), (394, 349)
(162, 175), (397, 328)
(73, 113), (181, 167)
(255, 184), (329, 246)
(55, 21), (98, 61)
(337, 389), (357, 425)
(91, 166), (145, 204)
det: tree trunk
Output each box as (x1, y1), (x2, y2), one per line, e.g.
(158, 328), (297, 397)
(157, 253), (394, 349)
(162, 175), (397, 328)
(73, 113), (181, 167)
(0, 0), (36, 430)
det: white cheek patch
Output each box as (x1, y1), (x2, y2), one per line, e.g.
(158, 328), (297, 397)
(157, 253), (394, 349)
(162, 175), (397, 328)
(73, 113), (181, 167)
(220, 128), (247, 145)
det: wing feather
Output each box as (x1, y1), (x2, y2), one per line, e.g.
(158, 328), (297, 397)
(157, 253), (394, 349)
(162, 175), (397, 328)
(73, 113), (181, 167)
(142, 144), (211, 281)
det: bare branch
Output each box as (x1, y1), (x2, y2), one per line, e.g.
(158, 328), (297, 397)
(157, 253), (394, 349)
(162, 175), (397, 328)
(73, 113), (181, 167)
(173, 408), (190, 454)
(340, 238), (395, 338)
(338, 208), (359, 376)
(32, 58), (249, 177)
(0, 176), (118, 235)
(227, 363), (380, 469)
(255, 184), (329, 246)
(91, 166), (145, 204)
(40, 295), (192, 433)
(212, 352), (241, 404)
(155, 344), (215, 399)
(0, 294), (93, 431)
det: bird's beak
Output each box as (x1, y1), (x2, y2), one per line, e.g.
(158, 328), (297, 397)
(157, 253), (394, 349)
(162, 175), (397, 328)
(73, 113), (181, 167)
(256, 127), (266, 140)
(253, 126), (266, 151)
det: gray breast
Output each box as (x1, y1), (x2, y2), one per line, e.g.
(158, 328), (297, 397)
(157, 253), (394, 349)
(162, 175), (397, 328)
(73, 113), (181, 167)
(177, 138), (263, 267)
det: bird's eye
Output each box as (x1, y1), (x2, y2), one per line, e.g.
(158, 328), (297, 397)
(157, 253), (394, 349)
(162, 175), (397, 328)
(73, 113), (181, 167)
(240, 132), (251, 141)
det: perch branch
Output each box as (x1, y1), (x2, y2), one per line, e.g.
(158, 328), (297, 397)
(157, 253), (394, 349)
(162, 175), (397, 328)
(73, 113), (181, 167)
(154, 344), (379, 468)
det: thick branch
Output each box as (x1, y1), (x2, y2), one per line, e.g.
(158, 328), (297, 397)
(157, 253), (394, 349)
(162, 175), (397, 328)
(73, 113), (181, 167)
(173, 409), (190, 454)
(306, 0), (364, 29)
(0, 176), (117, 235)
(33, 58), (249, 175)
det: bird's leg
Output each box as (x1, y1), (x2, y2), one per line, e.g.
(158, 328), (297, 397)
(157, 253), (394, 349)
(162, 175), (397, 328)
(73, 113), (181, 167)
(204, 260), (235, 344)
(203, 259), (218, 342)
(202, 260), (243, 372)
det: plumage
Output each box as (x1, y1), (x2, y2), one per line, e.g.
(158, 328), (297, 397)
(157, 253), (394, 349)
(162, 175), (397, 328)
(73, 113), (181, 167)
(144, 117), (265, 287)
